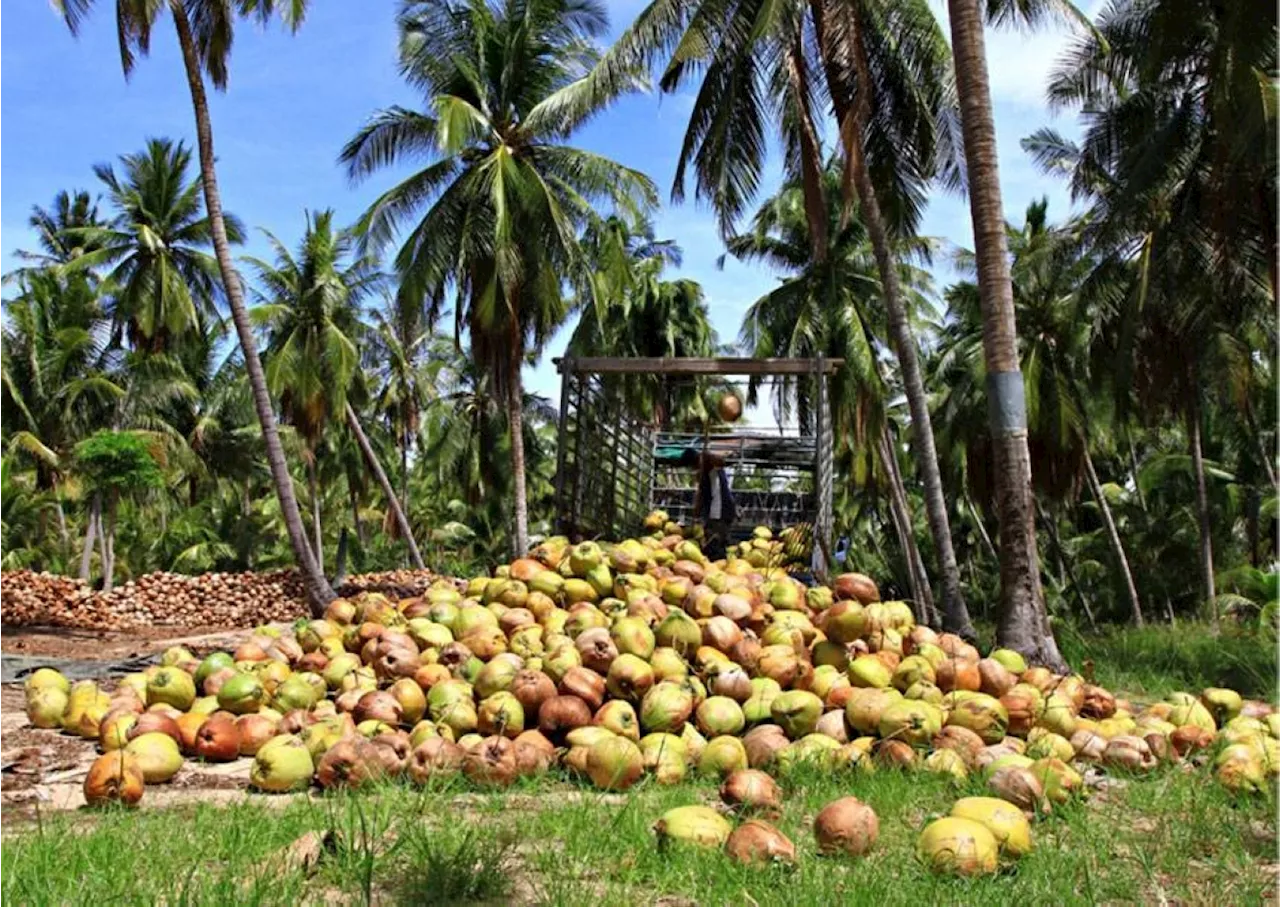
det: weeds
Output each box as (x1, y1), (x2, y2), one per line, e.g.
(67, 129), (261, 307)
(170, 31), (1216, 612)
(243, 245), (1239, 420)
(391, 826), (515, 905)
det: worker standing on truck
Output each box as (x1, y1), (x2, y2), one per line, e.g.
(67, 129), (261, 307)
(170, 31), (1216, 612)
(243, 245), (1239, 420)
(680, 447), (736, 560)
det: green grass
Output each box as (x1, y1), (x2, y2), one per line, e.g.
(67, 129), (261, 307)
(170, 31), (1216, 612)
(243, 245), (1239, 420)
(4, 761), (1275, 906)
(1055, 620), (1278, 701)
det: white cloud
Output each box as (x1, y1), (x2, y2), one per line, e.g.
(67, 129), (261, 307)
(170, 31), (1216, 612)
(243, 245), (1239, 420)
(927, 0), (1101, 109)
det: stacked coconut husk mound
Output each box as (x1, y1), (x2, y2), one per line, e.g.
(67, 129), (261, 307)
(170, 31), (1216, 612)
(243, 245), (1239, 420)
(1, 568), (437, 630)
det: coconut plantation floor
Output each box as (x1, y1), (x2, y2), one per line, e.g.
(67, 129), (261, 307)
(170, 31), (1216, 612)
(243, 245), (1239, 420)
(3, 621), (1276, 905)
(2, 758), (1276, 906)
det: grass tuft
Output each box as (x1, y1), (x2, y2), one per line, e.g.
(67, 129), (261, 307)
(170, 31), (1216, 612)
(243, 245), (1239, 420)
(390, 826), (515, 905)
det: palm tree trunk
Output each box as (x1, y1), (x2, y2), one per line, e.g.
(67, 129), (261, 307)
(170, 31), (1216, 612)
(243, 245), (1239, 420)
(333, 527), (349, 587)
(97, 507), (110, 591)
(79, 494), (99, 582)
(308, 460), (323, 574)
(1083, 450), (1143, 627)
(345, 402), (425, 570)
(878, 427), (938, 626)
(1246, 486), (1260, 568)
(101, 491), (118, 593)
(1243, 406), (1279, 490)
(810, 0), (970, 634)
(400, 438), (411, 515)
(168, 0), (333, 614)
(1186, 399), (1217, 625)
(1038, 500), (1096, 629)
(1126, 429), (1148, 512)
(52, 479), (69, 552)
(784, 38), (828, 260)
(826, 29), (973, 640)
(944, 0), (1063, 670)
(967, 494), (998, 561)
(508, 337), (530, 556)
(350, 482), (365, 545)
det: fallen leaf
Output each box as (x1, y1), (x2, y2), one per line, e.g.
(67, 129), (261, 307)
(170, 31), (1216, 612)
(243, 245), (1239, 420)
(254, 830), (333, 877)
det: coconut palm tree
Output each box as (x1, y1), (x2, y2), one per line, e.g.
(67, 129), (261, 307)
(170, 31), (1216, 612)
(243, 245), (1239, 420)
(341, 0), (658, 555)
(367, 295), (442, 515)
(935, 200), (1146, 626)
(567, 215), (715, 426)
(52, 0), (335, 611)
(2, 267), (122, 571)
(728, 165), (943, 624)
(1033, 0), (1277, 621)
(1, 465), (65, 571)
(936, 0), (1100, 666)
(421, 341), (558, 559)
(15, 189), (106, 270)
(247, 209), (424, 571)
(65, 139), (237, 354)
(588, 0), (974, 635)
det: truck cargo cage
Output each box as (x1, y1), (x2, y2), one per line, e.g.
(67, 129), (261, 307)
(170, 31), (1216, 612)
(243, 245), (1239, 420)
(552, 357), (839, 576)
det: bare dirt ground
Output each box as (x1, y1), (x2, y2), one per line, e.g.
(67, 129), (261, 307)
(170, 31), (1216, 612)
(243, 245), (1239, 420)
(0, 622), (297, 823)
(2, 623), (260, 661)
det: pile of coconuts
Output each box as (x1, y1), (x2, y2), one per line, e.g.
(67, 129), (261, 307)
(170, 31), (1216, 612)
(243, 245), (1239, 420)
(1, 567), (441, 631)
(21, 523), (1279, 875)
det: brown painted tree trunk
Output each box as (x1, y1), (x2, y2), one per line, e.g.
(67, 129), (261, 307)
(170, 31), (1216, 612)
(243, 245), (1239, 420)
(1083, 450), (1143, 627)
(507, 336), (530, 556)
(1187, 399), (1217, 626)
(79, 494), (99, 582)
(307, 459), (324, 575)
(169, 0), (333, 614)
(345, 403), (425, 570)
(945, 0), (1064, 670)
(812, 3), (973, 639)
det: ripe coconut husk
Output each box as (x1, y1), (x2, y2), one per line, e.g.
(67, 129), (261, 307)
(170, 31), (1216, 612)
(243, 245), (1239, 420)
(463, 735), (520, 787)
(814, 796), (879, 856)
(726, 820), (795, 865)
(407, 738), (465, 784)
(719, 769), (783, 814)
(717, 393), (743, 423)
(988, 766), (1050, 816)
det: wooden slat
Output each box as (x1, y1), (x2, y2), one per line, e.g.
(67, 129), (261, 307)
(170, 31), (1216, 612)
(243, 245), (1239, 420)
(554, 357), (844, 376)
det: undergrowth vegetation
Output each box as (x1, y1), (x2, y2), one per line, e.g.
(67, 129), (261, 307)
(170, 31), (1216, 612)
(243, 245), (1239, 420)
(1055, 621), (1278, 702)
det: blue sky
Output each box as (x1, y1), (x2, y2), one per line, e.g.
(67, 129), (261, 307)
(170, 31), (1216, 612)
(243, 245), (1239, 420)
(1, 1), (1093, 405)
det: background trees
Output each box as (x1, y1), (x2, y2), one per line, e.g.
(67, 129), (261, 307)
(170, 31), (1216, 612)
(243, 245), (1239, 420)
(53, 0), (337, 611)
(340, 0), (657, 556)
(3, 0), (1272, 648)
